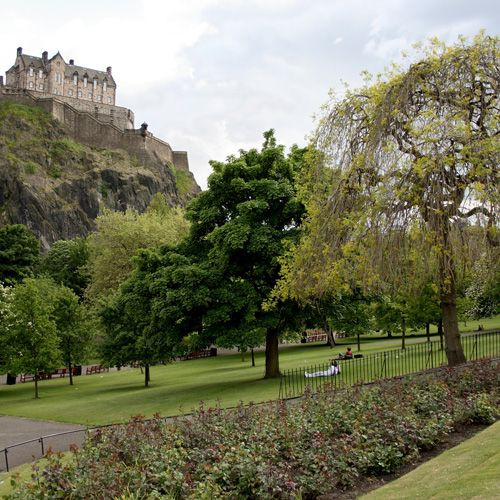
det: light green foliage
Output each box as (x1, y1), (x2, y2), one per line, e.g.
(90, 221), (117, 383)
(279, 33), (499, 365)
(86, 196), (190, 300)
(0, 278), (61, 398)
(0, 224), (40, 286)
(51, 284), (93, 382)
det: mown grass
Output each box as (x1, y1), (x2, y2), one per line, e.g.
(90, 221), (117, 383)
(1, 318), (498, 427)
(362, 421), (500, 499)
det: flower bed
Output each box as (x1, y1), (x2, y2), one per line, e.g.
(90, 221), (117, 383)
(8, 360), (499, 499)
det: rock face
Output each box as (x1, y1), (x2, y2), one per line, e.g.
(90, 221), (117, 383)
(0, 101), (200, 250)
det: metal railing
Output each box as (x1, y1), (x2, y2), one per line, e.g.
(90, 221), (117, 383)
(1, 331), (498, 473)
(279, 330), (500, 399)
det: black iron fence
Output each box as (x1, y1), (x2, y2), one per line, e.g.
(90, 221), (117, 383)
(1, 331), (499, 473)
(279, 330), (500, 399)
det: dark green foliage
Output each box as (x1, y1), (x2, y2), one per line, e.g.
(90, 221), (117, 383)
(101, 130), (307, 379)
(41, 238), (90, 298)
(8, 360), (498, 498)
(0, 224), (40, 285)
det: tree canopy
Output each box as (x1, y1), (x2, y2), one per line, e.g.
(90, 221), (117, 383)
(0, 224), (40, 286)
(278, 33), (499, 366)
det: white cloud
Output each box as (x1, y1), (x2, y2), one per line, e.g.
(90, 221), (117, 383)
(1, 0), (498, 190)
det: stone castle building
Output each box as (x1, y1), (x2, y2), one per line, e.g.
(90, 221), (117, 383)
(4, 47), (134, 129)
(1, 47), (192, 176)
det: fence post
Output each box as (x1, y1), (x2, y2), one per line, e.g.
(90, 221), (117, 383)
(474, 334), (478, 360)
(40, 436), (44, 456)
(4, 448), (8, 472)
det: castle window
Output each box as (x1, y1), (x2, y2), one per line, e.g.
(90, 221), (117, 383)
(93, 79), (97, 90)
(29, 81), (34, 88)
(88, 93), (93, 100)
(38, 84), (43, 90)
(78, 90), (82, 98)
(29, 67), (34, 77)
(97, 95), (102, 102)
(53, 89), (57, 95)
(103, 81), (107, 92)
(83, 76), (88, 87)
(108, 96), (112, 104)
(68, 89), (73, 96)
(73, 74), (78, 85)
(39, 70), (43, 78)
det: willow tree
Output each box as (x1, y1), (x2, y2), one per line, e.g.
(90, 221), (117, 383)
(279, 34), (499, 366)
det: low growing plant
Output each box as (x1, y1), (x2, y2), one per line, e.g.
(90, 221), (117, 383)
(7, 360), (499, 499)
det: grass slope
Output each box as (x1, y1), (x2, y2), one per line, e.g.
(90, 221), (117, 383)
(363, 421), (500, 499)
(1, 324), (498, 426)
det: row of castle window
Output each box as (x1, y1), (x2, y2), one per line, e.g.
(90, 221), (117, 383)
(27, 68), (108, 92)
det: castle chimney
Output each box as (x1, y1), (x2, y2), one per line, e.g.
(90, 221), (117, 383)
(42, 51), (48, 63)
(69, 59), (74, 65)
(106, 66), (112, 76)
(17, 47), (22, 56)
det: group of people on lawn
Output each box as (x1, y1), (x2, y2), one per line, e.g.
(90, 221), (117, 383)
(305, 347), (353, 378)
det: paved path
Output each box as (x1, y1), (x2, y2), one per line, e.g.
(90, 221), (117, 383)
(0, 416), (85, 472)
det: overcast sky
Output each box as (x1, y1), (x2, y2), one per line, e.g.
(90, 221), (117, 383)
(1, 0), (498, 188)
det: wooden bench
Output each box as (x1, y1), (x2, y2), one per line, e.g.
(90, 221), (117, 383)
(181, 349), (214, 361)
(305, 333), (328, 343)
(20, 372), (53, 382)
(85, 364), (109, 375)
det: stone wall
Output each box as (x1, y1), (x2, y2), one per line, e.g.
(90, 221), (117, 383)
(0, 88), (188, 173)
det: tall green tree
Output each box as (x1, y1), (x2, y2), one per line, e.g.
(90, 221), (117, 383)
(0, 224), (40, 285)
(1, 278), (61, 398)
(41, 238), (90, 298)
(184, 131), (306, 377)
(279, 34), (499, 366)
(51, 285), (93, 385)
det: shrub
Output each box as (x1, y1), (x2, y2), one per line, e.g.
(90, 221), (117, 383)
(7, 360), (499, 499)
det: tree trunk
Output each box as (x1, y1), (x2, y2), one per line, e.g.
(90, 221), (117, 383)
(251, 348), (255, 367)
(356, 332), (361, 352)
(34, 372), (39, 399)
(401, 316), (406, 350)
(426, 323), (430, 342)
(145, 363), (150, 387)
(67, 338), (73, 386)
(241, 348), (245, 362)
(439, 233), (466, 366)
(438, 319), (444, 350)
(68, 356), (73, 386)
(324, 320), (336, 347)
(264, 329), (280, 378)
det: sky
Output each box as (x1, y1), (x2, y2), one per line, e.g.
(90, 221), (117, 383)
(1, 0), (498, 188)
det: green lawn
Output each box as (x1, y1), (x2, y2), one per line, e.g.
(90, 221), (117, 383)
(363, 421), (500, 499)
(1, 317), (498, 426)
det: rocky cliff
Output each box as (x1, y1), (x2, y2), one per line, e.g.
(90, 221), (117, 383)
(0, 101), (200, 250)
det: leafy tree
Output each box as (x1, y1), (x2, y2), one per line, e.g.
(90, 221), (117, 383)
(107, 132), (306, 379)
(99, 261), (172, 387)
(183, 131), (306, 377)
(51, 285), (93, 385)
(0, 224), (40, 285)
(41, 238), (90, 298)
(279, 34), (499, 366)
(0, 278), (61, 398)
(86, 197), (190, 301)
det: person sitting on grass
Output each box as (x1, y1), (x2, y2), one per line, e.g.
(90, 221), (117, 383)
(344, 347), (353, 359)
(305, 360), (340, 378)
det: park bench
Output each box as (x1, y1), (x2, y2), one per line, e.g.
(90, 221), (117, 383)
(305, 333), (328, 343)
(181, 348), (217, 361)
(20, 372), (52, 382)
(53, 368), (67, 377)
(85, 364), (109, 375)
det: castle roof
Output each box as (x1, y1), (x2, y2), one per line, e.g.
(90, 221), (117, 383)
(8, 51), (116, 87)
(64, 63), (115, 86)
